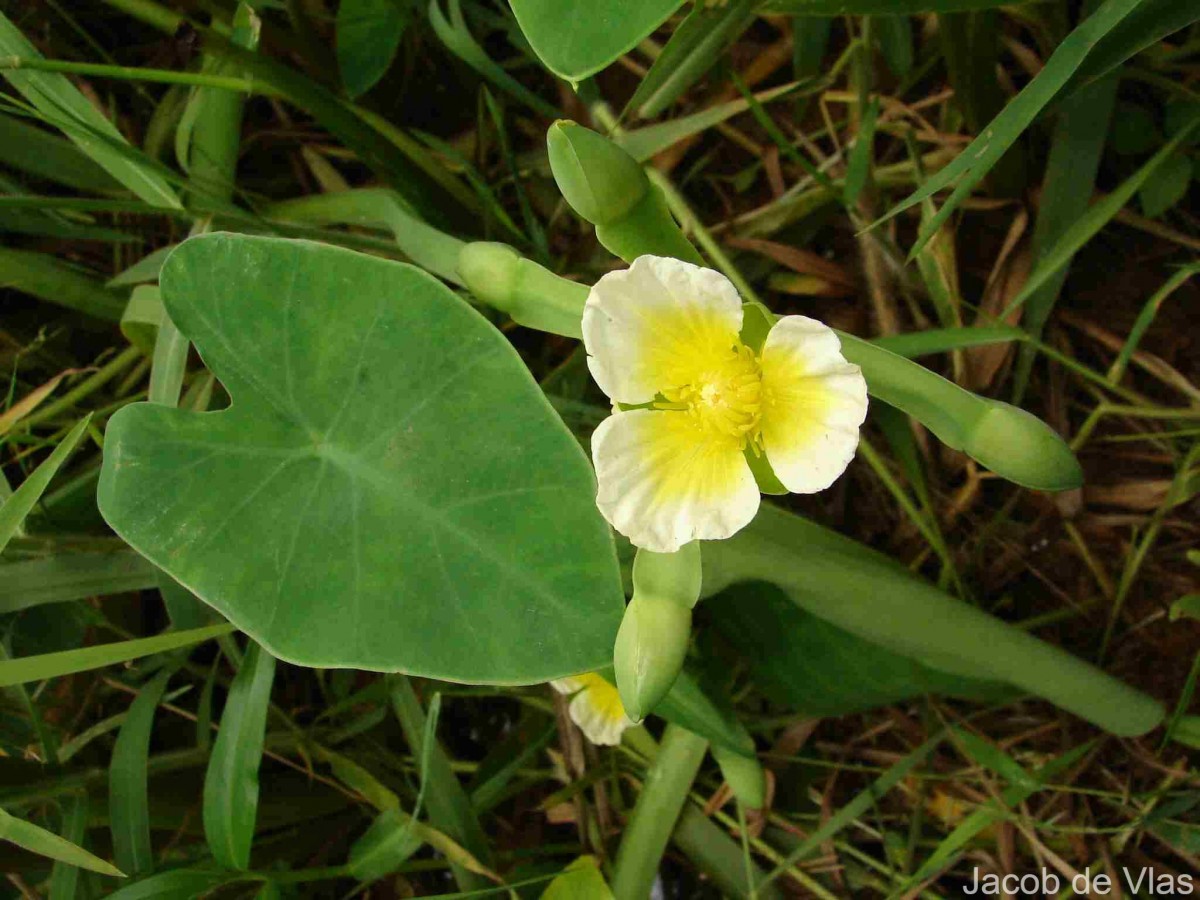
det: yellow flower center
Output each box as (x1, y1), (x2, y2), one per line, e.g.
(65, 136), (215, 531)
(657, 342), (763, 446)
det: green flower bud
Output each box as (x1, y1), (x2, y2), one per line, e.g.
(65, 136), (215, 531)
(547, 120), (647, 226)
(712, 743), (766, 810)
(456, 241), (587, 339)
(546, 120), (705, 266)
(965, 397), (1083, 492)
(614, 543), (703, 722)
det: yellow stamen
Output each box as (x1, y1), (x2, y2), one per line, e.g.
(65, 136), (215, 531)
(658, 341), (763, 447)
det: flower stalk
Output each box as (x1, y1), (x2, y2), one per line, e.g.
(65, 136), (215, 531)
(611, 723), (708, 899)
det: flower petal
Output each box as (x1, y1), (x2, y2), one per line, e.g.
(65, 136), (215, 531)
(582, 255), (743, 405)
(592, 409), (760, 553)
(569, 691), (628, 745)
(759, 316), (868, 493)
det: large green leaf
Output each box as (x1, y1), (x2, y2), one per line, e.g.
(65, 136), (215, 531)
(337, 0), (412, 98)
(508, 0), (685, 81)
(763, 0), (1033, 10)
(98, 234), (622, 683)
(704, 504), (1164, 737)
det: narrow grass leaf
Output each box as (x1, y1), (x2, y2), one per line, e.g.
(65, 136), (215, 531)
(625, 0), (758, 119)
(48, 793), (94, 898)
(203, 640), (275, 870)
(0, 369), (88, 436)
(0, 551), (159, 613)
(0, 415), (91, 555)
(843, 96), (879, 205)
(0, 13), (181, 208)
(0, 805), (123, 878)
(901, 740), (1094, 888)
(110, 668), (174, 875)
(348, 808), (425, 882)
(105, 868), (230, 899)
(1107, 263), (1200, 385)
(107, 246), (174, 287)
(0, 623), (233, 687)
(389, 675), (491, 891)
(1012, 66), (1118, 399)
(429, 0), (559, 119)
(1065, 0), (1200, 91)
(618, 82), (805, 163)
(758, 730), (947, 889)
(0, 113), (121, 193)
(1001, 111), (1200, 321)
(871, 325), (1025, 358)
(871, 0), (1143, 257)
(0, 248), (125, 320)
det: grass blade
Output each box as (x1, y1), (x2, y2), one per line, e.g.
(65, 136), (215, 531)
(757, 730), (946, 889)
(48, 793), (94, 898)
(0, 623), (234, 687)
(0, 12), (181, 208)
(203, 639), (275, 870)
(1001, 110), (1200, 321)
(625, 0), (758, 119)
(871, 0), (1142, 257)
(429, 0), (559, 119)
(0, 248), (125, 320)
(0, 112), (121, 193)
(0, 551), (159, 613)
(110, 668), (174, 876)
(1012, 62), (1118, 400)
(0, 415), (92, 554)
(388, 675), (491, 891)
(0, 805), (123, 878)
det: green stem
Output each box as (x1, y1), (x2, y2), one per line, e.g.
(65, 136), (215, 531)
(98, 0), (182, 31)
(611, 724), (708, 899)
(20, 347), (142, 431)
(0, 56), (269, 94)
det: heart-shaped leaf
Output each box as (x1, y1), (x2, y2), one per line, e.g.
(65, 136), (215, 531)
(98, 234), (623, 683)
(508, 0), (684, 82)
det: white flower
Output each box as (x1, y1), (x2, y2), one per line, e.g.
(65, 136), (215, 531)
(550, 673), (634, 746)
(583, 255), (868, 553)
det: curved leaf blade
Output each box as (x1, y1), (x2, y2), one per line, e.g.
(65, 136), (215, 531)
(508, 0), (685, 81)
(0, 806), (123, 879)
(203, 640), (275, 871)
(98, 233), (623, 682)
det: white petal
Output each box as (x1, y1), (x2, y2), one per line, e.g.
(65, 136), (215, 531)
(592, 409), (760, 553)
(582, 256), (743, 405)
(759, 316), (868, 494)
(568, 692), (629, 745)
(550, 677), (585, 696)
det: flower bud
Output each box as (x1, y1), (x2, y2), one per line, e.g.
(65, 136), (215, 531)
(613, 543), (703, 721)
(712, 743), (766, 810)
(546, 121), (705, 266)
(965, 398), (1083, 492)
(547, 120), (647, 226)
(456, 241), (588, 339)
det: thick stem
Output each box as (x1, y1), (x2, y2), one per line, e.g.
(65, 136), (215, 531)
(611, 724), (708, 899)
